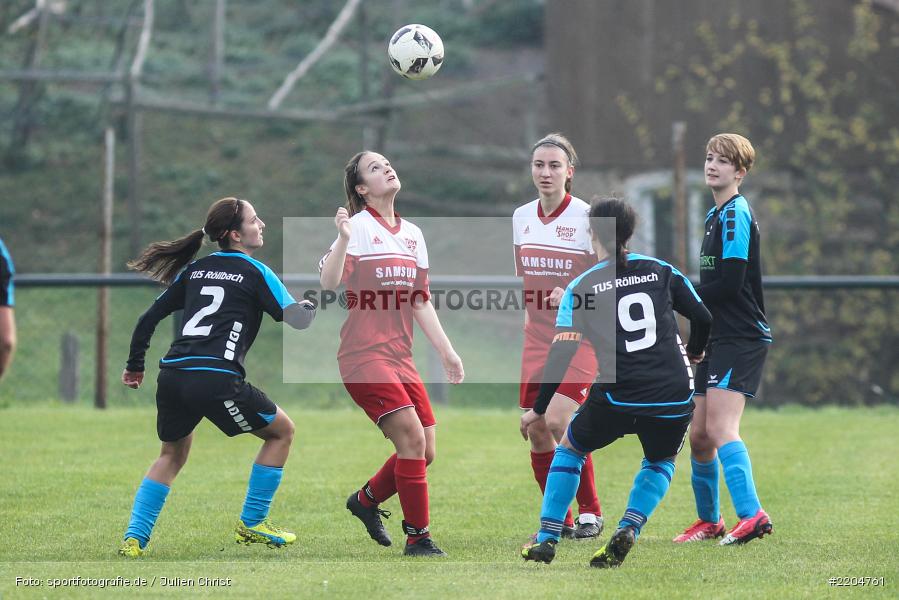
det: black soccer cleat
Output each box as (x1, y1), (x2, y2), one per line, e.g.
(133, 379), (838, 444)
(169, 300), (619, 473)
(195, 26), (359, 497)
(574, 516), (604, 540)
(561, 524), (576, 539)
(403, 536), (447, 557)
(521, 539), (557, 564)
(346, 492), (392, 547)
(589, 526), (636, 568)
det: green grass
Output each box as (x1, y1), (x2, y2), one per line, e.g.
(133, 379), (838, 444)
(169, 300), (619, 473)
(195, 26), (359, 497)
(1, 405), (897, 599)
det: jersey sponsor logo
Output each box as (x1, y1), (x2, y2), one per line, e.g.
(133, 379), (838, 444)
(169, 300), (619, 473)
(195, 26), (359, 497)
(372, 236), (383, 245)
(700, 255), (715, 270)
(189, 270), (245, 283)
(519, 256), (574, 270)
(375, 265), (418, 279)
(555, 225), (576, 241)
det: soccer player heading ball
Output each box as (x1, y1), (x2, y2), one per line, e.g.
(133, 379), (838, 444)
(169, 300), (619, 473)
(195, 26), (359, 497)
(119, 197), (316, 557)
(513, 133), (603, 539)
(520, 198), (712, 567)
(673, 133), (774, 546)
(320, 151), (464, 557)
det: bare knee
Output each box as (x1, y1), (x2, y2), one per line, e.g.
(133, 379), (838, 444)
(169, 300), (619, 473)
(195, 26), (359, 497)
(544, 413), (569, 441)
(279, 415), (296, 444)
(528, 419), (555, 453)
(159, 446), (190, 472)
(394, 424), (426, 457)
(690, 427), (713, 451)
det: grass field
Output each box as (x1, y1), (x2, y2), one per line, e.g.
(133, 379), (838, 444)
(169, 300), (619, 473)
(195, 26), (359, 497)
(1, 405), (897, 599)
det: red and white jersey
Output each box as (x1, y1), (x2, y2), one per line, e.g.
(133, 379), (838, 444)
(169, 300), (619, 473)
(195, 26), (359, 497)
(513, 194), (595, 340)
(320, 206), (430, 372)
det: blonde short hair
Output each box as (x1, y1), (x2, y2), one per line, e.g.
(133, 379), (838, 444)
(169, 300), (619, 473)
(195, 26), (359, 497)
(706, 133), (755, 173)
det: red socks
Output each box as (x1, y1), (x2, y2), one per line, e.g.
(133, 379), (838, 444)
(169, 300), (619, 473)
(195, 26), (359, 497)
(358, 453), (398, 508)
(395, 457), (430, 543)
(531, 450), (575, 527)
(576, 453), (602, 516)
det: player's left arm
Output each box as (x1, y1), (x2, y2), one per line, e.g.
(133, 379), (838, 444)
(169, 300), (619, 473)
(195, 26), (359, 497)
(694, 204), (752, 303)
(0, 307), (15, 381)
(520, 282), (585, 438)
(255, 265), (316, 330)
(0, 242), (15, 380)
(412, 299), (464, 384)
(124, 274), (188, 387)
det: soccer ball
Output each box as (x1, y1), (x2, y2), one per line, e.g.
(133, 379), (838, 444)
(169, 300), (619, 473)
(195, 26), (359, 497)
(387, 24), (444, 80)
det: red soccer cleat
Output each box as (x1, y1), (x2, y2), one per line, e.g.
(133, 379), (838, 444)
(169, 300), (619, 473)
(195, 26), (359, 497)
(672, 516), (726, 543)
(719, 510), (773, 545)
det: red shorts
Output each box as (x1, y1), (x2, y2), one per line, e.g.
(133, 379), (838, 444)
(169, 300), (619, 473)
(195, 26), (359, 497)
(519, 329), (597, 409)
(340, 357), (436, 428)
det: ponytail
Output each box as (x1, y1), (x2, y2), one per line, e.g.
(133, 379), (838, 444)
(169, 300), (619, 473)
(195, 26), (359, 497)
(127, 197), (246, 284)
(127, 230), (204, 284)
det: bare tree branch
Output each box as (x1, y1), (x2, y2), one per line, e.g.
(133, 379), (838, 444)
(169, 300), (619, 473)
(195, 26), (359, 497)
(129, 0), (154, 80)
(7, 0), (67, 34)
(267, 0), (363, 110)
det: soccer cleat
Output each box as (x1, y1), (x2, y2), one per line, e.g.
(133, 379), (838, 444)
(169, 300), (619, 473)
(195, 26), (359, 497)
(346, 492), (392, 547)
(235, 519), (296, 547)
(402, 537), (447, 557)
(589, 526), (636, 568)
(521, 539), (557, 563)
(527, 523), (575, 545)
(574, 515), (604, 540)
(672, 516), (726, 543)
(118, 537), (144, 558)
(719, 509), (773, 546)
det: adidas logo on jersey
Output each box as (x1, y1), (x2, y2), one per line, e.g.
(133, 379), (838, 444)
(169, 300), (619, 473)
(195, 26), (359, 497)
(372, 236), (383, 245)
(523, 226), (530, 234)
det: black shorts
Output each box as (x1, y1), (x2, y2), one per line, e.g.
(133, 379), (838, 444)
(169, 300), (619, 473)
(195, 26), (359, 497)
(155, 369), (277, 442)
(694, 338), (769, 397)
(565, 400), (692, 462)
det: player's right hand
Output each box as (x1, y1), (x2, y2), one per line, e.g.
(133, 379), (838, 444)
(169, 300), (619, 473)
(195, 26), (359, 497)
(687, 351), (705, 364)
(122, 369), (144, 389)
(519, 409), (543, 440)
(335, 207), (352, 240)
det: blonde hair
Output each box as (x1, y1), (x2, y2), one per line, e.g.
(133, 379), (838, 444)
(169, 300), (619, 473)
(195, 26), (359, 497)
(706, 133), (755, 173)
(532, 132), (578, 192)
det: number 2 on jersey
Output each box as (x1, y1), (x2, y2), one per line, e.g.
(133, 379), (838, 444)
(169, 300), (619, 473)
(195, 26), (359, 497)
(618, 292), (657, 352)
(182, 286), (224, 336)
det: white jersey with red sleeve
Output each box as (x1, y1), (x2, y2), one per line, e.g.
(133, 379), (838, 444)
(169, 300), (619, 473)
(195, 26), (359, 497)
(513, 194), (595, 341)
(320, 206), (430, 373)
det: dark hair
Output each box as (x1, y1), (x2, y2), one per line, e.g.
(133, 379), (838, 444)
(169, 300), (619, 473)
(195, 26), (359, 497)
(127, 197), (246, 284)
(531, 132), (578, 193)
(344, 151), (369, 217)
(589, 197), (637, 269)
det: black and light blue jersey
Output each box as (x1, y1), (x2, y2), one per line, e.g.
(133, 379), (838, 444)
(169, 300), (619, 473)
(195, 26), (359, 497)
(0, 237), (13, 308)
(555, 253), (708, 417)
(699, 194), (771, 341)
(126, 251), (314, 377)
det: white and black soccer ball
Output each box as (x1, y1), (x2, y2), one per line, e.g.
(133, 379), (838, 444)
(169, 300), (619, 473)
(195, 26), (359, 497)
(387, 24), (444, 80)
